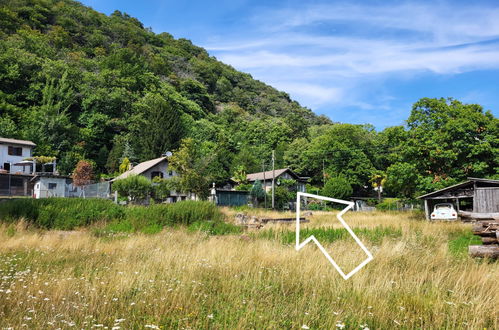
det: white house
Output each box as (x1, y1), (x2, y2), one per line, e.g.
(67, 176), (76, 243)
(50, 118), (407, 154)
(111, 156), (191, 202)
(0, 137), (36, 175)
(246, 168), (308, 192)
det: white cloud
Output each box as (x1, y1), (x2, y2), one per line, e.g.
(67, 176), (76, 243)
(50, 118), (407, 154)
(202, 1), (499, 126)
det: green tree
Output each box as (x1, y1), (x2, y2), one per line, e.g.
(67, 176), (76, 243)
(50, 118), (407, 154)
(321, 176), (353, 200)
(168, 138), (215, 200)
(131, 92), (186, 161)
(405, 97), (498, 192)
(112, 175), (152, 203)
(384, 162), (419, 198)
(250, 180), (266, 206)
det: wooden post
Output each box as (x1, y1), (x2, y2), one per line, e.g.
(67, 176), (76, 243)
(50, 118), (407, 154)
(424, 199), (430, 220)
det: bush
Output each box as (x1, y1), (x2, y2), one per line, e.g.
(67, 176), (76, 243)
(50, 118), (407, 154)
(0, 199), (223, 231)
(112, 175), (152, 202)
(321, 176), (353, 200)
(375, 198), (400, 210)
(0, 198), (124, 229)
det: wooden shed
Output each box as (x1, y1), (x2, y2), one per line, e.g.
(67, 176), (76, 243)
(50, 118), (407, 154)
(418, 177), (499, 220)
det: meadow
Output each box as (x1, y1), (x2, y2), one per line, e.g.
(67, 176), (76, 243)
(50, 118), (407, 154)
(0, 206), (497, 329)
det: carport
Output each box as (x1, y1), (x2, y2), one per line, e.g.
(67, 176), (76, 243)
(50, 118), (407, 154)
(418, 177), (499, 220)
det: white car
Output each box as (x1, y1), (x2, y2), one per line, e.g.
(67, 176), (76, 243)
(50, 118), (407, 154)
(431, 203), (457, 220)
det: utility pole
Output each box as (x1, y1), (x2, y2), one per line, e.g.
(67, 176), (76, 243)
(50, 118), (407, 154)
(262, 160), (267, 209)
(322, 159), (326, 187)
(271, 150), (275, 209)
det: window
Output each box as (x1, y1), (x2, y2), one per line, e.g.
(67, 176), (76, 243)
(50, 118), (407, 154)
(151, 171), (163, 180)
(8, 146), (22, 156)
(168, 170), (173, 176)
(48, 183), (57, 190)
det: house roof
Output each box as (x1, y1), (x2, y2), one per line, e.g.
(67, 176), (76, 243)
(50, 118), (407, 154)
(0, 137), (36, 147)
(417, 177), (499, 199)
(246, 168), (306, 182)
(111, 157), (167, 181)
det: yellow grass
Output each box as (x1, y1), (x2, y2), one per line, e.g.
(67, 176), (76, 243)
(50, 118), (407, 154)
(0, 211), (497, 329)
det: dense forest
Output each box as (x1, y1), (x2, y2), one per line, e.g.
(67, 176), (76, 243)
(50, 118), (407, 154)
(0, 0), (498, 199)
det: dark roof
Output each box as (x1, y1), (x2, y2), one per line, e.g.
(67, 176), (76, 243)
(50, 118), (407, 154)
(246, 168), (307, 182)
(417, 177), (499, 199)
(0, 137), (36, 147)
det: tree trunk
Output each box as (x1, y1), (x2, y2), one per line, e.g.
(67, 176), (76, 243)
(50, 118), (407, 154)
(481, 237), (499, 245)
(468, 245), (499, 259)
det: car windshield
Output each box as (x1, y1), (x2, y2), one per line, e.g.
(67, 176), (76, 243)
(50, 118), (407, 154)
(435, 204), (452, 210)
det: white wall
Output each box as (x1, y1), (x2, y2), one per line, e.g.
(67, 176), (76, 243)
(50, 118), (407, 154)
(0, 143), (34, 174)
(33, 177), (67, 198)
(142, 160), (176, 181)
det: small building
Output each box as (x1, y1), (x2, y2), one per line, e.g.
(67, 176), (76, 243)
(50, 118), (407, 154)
(246, 168), (308, 192)
(0, 137), (36, 175)
(32, 174), (73, 199)
(418, 177), (499, 220)
(111, 156), (190, 202)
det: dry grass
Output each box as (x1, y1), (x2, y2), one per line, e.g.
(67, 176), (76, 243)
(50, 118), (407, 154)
(0, 211), (497, 329)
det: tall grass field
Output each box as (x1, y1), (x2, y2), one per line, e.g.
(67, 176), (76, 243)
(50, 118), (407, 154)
(0, 201), (497, 329)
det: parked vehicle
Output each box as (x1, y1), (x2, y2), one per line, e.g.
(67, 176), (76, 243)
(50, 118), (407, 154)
(431, 203), (457, 220)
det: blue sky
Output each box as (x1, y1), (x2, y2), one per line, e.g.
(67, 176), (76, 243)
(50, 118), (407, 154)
(81, 0), (499, 129)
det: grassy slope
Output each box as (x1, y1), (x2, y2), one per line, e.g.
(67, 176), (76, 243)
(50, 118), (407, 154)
(0, 211), (497, 329)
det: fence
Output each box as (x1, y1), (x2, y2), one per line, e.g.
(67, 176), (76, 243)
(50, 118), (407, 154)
(0, 174), (34, 197)
(67, 181), (111, 199)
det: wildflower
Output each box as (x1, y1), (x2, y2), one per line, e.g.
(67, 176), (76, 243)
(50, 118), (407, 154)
(336, 321), (345, 329)
(207, 314), (214, 319)
(301, 325), (310, 329)
(144, 325), (159, 329)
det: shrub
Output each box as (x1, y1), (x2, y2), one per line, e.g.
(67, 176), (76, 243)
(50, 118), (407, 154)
(375, 198), (400, 210)
(321, 176), (353, 200)
(0, 198), (224, 233)
(0, 198), (124, 229)
(112, 175), (152, 202)
(271, 186), (294, 210)
(167, 200), (223, 225)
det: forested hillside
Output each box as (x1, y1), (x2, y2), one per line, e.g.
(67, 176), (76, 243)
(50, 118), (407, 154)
(0, 0), (498, 198)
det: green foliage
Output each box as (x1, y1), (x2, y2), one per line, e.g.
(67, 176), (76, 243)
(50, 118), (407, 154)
(168, 138), (216, 200)
(152, 178), (174, 201)
(112, 175), (152, 202)
(375, 198), (401, 211)
(256, 226), (402, 245)
(0, 198), (223, 232)
(321, 176), (353, 200)
(385, 162), (418, 198)
(0, 0), (497, 200)
(0, 198), (124, 229)
(448, 229), (482, 259)
(271, 186), (294, 210)
(188, 220), (242, 235)
(249, 180), (266, 201)
(119, 157), (130, 174)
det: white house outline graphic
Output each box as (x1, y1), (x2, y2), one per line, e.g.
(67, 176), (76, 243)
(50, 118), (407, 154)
(295, 192), (374, 280)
